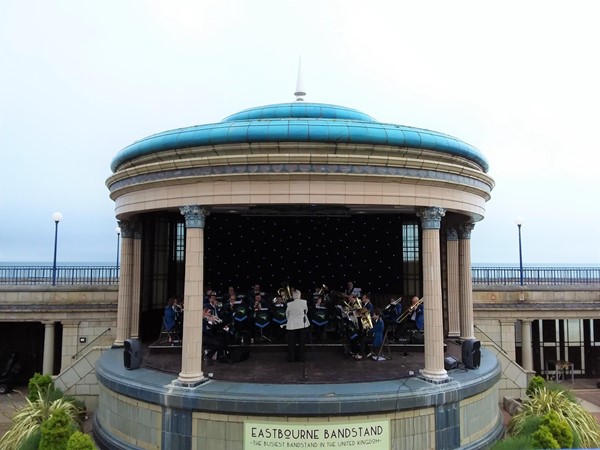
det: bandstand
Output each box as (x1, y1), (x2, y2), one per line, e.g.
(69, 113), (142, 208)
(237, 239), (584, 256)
(97, 94), (500, 450)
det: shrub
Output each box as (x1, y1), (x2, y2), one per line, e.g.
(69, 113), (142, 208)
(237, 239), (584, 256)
(509, 387), (600, 448)
(540, 410), (573, 449)
(28, 373), (54, 401)
(66, 431), (96, 450)
(17, 430), (41, 450)
(39, 409), (77, 450)
(531, 424), (559, 449)
(526, 375), (545, 398)
(0, 384), (85, 450)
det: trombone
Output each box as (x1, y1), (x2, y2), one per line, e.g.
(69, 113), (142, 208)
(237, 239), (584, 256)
(396, 298), (423, 324)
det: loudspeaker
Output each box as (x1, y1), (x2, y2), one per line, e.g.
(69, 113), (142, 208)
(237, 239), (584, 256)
(124, 339), (142, 370)
(444, 356), (459, 370)
(462, 339), (481, 369)
(411, 331), (424, 345)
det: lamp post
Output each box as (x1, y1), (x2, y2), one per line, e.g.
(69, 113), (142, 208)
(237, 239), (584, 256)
(51, 212), (63, 286)
(515, 216), (524, 286)
(115, 226), (121, 271)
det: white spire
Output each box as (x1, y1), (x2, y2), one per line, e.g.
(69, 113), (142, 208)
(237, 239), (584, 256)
(294, 56), (306, 101)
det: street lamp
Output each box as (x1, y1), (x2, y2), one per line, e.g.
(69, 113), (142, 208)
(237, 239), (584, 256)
(51, 212), (63, 286)
(515, 216), (524, 286)
(115, 226), (121, 270)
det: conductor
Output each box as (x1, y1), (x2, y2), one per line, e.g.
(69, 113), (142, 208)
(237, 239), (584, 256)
(285, 289), (310, 362)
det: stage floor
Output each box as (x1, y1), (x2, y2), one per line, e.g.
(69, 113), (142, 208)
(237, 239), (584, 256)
(142, 339), (461, 384)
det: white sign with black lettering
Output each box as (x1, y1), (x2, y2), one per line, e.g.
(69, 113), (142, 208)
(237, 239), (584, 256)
(244, 419), (389, 449)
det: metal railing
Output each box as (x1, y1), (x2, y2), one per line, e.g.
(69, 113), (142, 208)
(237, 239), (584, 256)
(0, 265), (599, 286)
(0, 266), (119, 285)
(472, 266), (600, 286)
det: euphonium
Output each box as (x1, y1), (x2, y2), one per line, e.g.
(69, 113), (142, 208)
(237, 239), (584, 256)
(278, 282), (293, 302)
(357, 307), (373, 330)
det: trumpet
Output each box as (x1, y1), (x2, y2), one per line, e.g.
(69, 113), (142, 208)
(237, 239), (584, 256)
(396, 298), (423, 324)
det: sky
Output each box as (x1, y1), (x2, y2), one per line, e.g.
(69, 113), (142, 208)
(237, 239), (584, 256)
(1, 1), (599, 265)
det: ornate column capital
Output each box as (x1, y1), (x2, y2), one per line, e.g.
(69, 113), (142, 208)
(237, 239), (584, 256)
(417, 207), (446, 230)
(447, 227), (459, 241)
(180, 205), (208, 229)
(458, 222), (475, 240)
(118, 220), (136, 239)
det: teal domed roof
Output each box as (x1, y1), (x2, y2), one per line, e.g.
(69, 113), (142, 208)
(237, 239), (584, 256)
(111, 102), (488, 172)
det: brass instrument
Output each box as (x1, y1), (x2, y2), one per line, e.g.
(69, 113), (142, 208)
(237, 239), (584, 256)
(277, 282), (293, 302)
(315, 284), (329, 295)
(396, 298), (423, 324)
(356, 307), (373, 331)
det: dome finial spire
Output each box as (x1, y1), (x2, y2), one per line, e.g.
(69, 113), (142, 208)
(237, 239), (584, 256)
(294, 56), (306, 102)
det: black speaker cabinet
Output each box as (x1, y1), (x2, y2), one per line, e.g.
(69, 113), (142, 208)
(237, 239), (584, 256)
(462, 339), (481, 369)
(444, 356), (459, 371)
(124, 339), (142, 370)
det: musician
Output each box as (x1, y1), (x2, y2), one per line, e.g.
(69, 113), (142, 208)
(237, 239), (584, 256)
(223, 286), (237, 303)
(285, 289), (310, 362)
(163, 297), (179, 344)
(365, 309), (385, 359)
(383, 296), (402, 341)
(204, 291), (222, 319)
(222, 294), (239, 326)
(252, 292), (268, 312)
(361, 293), (374, 315)
(344, 281), (361, 299)
(409, 296), (424, 332)
(247, 283), (265, 304)
(269, 293), (286, 340)
(202, 306), (227, 363)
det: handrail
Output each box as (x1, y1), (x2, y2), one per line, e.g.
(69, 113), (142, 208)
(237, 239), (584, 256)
(0, 266), (119, 285)
(0, 265), (599, 286)
(472, 266), (600, 285)
(71, 327), (112, 360)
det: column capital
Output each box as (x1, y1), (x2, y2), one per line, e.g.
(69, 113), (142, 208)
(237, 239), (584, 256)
(180, 205), (208, 228)
(118, 220), (136, 239)
(458, 222), (476, 240)
(447, 227), (459, 241)
(417, 207), (446, 230)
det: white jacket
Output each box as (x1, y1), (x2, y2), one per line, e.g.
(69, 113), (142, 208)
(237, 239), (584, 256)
(285, 298), (309, 330)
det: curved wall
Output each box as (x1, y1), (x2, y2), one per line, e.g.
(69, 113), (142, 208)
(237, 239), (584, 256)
(94, 348), (503, 450)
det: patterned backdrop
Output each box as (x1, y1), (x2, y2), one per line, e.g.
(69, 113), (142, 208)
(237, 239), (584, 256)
(204, 214), (409, 297)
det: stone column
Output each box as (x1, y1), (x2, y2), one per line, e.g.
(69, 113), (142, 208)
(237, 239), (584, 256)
(114, 221), (134, 347)
(42, 321), (55, 375)
(417, 207), (447, 382)
(130, 225), (142, 339)
(446, 227), (460, 338)
(459, 223), (476, 340)
(521, 319), (533, 371)
(177, 205), (207, 386)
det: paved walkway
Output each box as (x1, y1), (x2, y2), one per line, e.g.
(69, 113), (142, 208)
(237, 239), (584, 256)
(0, 386), (27, 437)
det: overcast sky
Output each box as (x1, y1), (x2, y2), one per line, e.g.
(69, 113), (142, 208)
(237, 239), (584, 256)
(1, 1), (598, 265)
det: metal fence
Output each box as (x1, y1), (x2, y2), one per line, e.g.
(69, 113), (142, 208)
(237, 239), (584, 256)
(0, 266), (119, 285)
(0, 265), (599, 286)
(471, 267), (600, 285)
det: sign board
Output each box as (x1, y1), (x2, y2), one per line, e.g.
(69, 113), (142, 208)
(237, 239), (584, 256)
(244, 418), (389, 449)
